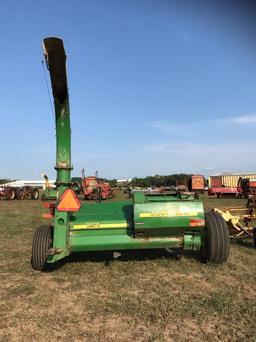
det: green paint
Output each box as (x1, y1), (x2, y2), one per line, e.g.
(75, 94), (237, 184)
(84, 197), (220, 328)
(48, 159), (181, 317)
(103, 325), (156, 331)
(184, 233), (202, 251)
(43, 37), (72, 197)
(69, 229), (183, 252)
(43, 188), (57, 200)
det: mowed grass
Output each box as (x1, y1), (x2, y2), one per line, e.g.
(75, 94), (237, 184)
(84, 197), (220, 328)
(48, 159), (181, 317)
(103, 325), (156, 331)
(0, 193), (256, 341)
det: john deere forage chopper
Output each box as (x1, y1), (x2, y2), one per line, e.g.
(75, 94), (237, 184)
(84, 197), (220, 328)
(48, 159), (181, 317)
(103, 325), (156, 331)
(31, 37), (230, 271)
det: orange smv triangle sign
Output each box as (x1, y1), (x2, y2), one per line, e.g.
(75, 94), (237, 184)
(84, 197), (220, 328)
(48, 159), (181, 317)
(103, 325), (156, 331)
(57, 188), (81, 212)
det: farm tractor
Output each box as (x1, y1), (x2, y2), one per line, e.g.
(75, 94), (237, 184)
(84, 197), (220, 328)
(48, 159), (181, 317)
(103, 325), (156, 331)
(15, 186), (39, 200)
(81, 169), (113, 200)
(31, 37), (230, 271)
(0, 185), (39, 200)
(0, 186), (16, 200)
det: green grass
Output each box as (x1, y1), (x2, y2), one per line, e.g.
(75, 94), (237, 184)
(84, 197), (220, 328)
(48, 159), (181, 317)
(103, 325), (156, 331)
(0, 193), (256, 341)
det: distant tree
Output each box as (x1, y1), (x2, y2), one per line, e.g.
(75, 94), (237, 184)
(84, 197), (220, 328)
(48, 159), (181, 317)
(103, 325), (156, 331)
(0, 179), (12, 184)
(108, 179), (118, 187)
(102, 173), (193, 188)
(129, 174), (192, 188)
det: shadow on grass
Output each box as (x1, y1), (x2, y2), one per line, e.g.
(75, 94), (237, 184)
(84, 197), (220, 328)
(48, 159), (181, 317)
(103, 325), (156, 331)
(48, 248), (200, 271)
(231, 238), (255, 250)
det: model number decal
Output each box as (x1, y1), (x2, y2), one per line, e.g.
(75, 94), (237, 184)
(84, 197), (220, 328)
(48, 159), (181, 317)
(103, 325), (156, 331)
(140, 212), (169, 218)
(83, 222), (101, 229)
(139, 211), (198, 218)
(72, 222), (128, 229)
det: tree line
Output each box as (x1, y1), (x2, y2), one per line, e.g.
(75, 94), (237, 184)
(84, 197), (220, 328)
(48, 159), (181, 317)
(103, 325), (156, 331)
(0, 174), (195, 188)
(0, 179), (11, 184)
(105, 174), (193, 188)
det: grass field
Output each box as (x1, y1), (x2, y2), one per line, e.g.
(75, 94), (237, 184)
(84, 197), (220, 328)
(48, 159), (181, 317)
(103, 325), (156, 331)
(0, 193), (256, 341)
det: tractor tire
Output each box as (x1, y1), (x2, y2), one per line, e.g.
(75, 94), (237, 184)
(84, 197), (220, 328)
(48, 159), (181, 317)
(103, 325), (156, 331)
(6, 188), (16, 200)
(31, 189), (39, 200)
(73, 182), (82, 194)
(31, 225), (53, 271)
(16, 189), (25, 200)
(194, 191), (199, 199)
(201, 211), (230, 263)
(253, 228), (256, 248)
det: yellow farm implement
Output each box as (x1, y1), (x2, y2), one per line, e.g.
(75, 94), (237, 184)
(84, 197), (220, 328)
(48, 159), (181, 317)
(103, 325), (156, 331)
(213, 207), (256, 247)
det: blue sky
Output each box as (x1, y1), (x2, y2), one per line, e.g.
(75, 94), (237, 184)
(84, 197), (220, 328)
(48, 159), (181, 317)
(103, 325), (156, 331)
(1, 0), (256, 179)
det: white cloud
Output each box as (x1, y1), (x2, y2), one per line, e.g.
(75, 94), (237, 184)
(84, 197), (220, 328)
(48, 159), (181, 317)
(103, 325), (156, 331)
(223, 114), (256, 125)
(150, 113), (256, 138)
(137, 141), (256, 175)
(70, 139), (256, 179)
(149, 120), (200, 136)
(143, 143), (186, 153)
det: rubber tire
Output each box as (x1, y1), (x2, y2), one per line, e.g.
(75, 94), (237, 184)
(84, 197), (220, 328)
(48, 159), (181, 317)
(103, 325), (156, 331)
(194, 191), (199, 199)
(16, 189), (25, 200)
(203, 211), (230, 263)
(73, 182), (82, 194)
(253, 228), (256, 248)
(6, 188), (16, 200)
(31, 225), (53, 271)
(31, 189), (39, 200)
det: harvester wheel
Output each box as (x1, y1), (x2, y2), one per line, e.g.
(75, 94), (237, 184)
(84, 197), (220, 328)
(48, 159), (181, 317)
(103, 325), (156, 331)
(31, 189), (39, 200)
(31, 225), (53, 271)
(202, 211), (230, 263)
(6, 188), (16, 200)
(16, 189), (25, 200)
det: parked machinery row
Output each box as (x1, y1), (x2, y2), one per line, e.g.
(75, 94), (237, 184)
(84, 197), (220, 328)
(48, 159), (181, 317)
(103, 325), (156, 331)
(208, 177), (256, 199)
(41, 171), (114, 201)
(0, 185), (39, 200)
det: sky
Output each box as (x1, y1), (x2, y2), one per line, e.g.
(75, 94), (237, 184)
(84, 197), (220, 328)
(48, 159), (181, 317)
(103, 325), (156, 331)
(1, 0), (256, 180)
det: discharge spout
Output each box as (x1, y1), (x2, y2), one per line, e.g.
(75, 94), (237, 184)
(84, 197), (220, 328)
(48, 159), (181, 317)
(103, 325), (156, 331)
(43, 37), (72, 191)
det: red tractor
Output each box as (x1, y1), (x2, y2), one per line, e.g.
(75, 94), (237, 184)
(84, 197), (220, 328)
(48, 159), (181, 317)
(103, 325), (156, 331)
(81, 170), (113, 200)
(0, 186), (16, 200)
(0, 185), (39, 200)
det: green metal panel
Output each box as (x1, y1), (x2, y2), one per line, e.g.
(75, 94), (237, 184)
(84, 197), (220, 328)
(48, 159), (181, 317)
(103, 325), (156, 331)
(69, 229), (184, 252)
(69, 201), (133, 232)
(133, 191), (195, 203)
(134, 200), (204, 235)
(184, 233), (202, 251)
(43, 188), (57, 200)
(72, 201), (132, 217)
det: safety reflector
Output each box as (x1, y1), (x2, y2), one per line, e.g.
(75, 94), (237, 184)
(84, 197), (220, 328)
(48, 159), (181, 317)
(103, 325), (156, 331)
(57, 188), (81, 212)
(189, 219), (205, 227)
